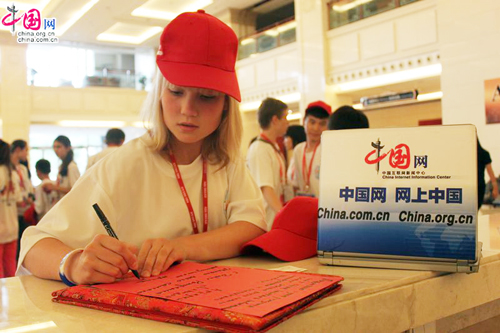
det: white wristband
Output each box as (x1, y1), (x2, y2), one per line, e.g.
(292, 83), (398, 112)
(58, 248), (84, 286)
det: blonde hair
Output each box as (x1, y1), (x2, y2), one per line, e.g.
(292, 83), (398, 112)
(141, 70), (242, 168)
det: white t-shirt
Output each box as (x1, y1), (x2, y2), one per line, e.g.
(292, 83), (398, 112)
(56, 161), (80, 201)
(289, 142), (322, 197)
(86, 146), (120, 171)
(0, 166), (22, 243)
(34, 179), (57, 219)
(246, 140), (286, 230)
(18, 135), (266, 273)
(14, 164), (34, 216)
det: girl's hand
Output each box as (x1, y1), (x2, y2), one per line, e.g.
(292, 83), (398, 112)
(67, 234), (138, 285)
(137, 238), (188, 278)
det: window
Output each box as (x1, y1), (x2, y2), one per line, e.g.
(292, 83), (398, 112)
(328, 0), (421, 30)
(27, 44), (155, 90)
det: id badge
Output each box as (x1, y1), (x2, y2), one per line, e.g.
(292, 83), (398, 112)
(296, 192), (315, 198)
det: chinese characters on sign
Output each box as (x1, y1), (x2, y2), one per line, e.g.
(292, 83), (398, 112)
(339, 186), (463, 204)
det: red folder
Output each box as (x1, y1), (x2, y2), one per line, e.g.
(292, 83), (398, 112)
(52, 263), (343, 332)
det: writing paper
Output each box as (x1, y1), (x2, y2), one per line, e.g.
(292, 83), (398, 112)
(94, 262), (341, 317)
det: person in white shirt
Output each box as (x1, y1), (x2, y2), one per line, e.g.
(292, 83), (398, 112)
(247, 97), (290, 230)
(284, 125), (306, 189)
(0, 140), (22, 278)
(10, 140), (34, 260)
(86, 128), (125, 171)
(19, 10), (266, 286)
(33, 159), (57, 220)
(43, 135), (80, 202)
(288, 101), (331, 198)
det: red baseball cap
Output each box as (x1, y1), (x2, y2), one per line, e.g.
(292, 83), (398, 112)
(306, 101), (332, 115)
(156, 10), (241, 102)
(241, 196), (319, 262)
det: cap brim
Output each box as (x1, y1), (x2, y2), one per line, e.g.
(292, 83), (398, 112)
(157, 60), (241, 102)
(241, 229), (317, 262)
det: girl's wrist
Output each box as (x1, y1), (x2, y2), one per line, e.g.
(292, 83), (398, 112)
(59, 248), (84, 286)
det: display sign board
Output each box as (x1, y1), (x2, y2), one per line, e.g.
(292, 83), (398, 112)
(318, 125), (479, 272)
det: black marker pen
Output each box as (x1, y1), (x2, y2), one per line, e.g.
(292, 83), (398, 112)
(92, 203), (141, 280)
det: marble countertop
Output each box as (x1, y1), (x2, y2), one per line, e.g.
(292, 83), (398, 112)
(2, 213), (499, 333)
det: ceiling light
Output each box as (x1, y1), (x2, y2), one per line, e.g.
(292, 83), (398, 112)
(333, 0), (373, 13)
(240, 38), (255, 46)
(57, 0), (100, 36)
(131, 8), (176, 21)
(286, 113), (301, 121)
(131, 0), (213, 20)
(240, 93), (301, 112)
(265, 29), (279, 37)
(277, 21), (296, 33)
(334, 64), (442, 93)
(132, 121), (151, 128)
(97, 26), (163, 44)
(58, 120), (126, 127)
(417, 91), (443, 101)
(279, 92), (301, 104)
(240, 100), (261, 112)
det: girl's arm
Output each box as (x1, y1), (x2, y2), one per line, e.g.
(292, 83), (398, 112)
(23, 236), (138, 285)
(261, 186), (283, 213)
(137, 221), (265, 277)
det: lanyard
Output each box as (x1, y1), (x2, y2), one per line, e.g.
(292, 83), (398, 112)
(302, 142), (319, 192)
(169, 151), (208, 234)
(15, 166), (26, 190)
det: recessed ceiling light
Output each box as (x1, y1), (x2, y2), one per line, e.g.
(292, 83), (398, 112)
(57, 0), (100, 36)
(131, 0), (213, 21)
(97, 26), (162, 44)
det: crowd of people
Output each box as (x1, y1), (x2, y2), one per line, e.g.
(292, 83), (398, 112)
(0, 129), (125, 278)
(0, 10), (497, 285)
(246, 98), (370, 228)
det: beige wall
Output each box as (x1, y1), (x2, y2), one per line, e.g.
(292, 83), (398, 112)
(365, 101), (442, 129)
(438, 0), (500, 176)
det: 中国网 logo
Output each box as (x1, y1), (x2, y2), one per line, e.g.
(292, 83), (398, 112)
(1, 3), (58, 44)
(364, 138), (428, 174)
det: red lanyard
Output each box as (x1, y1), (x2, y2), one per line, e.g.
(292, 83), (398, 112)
(16, 166), (26, 190)
(302, 142), (319, 191)
(169, 151), (208, 234)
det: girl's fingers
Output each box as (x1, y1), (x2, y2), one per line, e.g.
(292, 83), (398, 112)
(94, 234), (138, 271)
(95, 250), (130, 275)
(142, 241), (172, 277)
(72, 251), (123, 285)
(161, 249), (184, 272)
(137, 240), (152, 273)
